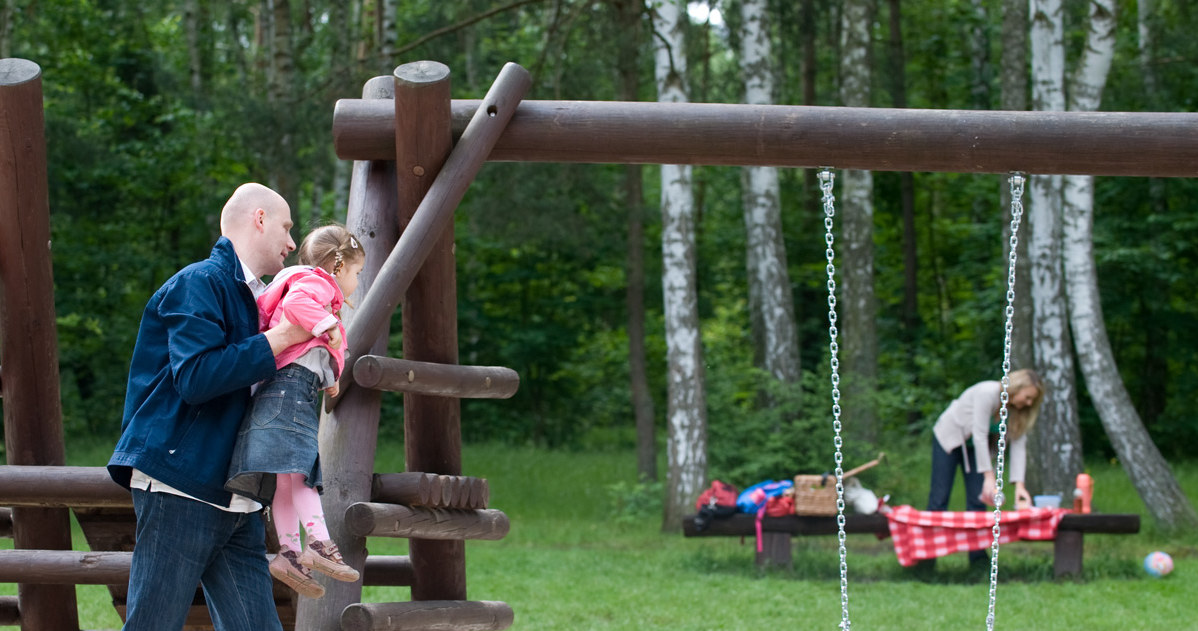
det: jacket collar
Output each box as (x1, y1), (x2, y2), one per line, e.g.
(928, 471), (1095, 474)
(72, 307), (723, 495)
(211, 236), (245, 283)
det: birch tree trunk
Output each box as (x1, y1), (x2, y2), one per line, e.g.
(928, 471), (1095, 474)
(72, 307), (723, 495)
(1062, 0), (1198, 530)
(652, 0), (706, 532)
(839, 0), (878, 444)
(740, 0), (799, 385)
(1027, 0), (1082, 498)
(615, 0), (657, 482)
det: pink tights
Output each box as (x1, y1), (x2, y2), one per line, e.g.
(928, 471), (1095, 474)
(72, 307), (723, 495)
(271, 472), (330, 552)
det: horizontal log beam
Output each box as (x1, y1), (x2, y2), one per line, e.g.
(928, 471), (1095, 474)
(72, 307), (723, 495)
(372, 472), (489, 509)
(0, 596), (17, 626)
(0, 549), (413, 586)
(341, 600), (513, 631)
(0, 465), (131, 507)
(354, 356), (519, 399)
(345, 502), (509, 541)
(333, 98), (1198, 177)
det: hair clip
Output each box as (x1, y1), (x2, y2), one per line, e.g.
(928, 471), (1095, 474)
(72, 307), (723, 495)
(350, 236), (359, 249)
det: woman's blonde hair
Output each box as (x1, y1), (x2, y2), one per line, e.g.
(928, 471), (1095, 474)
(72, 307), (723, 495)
(297, 224), (365, 277)
(1004, 368), (1045, 439)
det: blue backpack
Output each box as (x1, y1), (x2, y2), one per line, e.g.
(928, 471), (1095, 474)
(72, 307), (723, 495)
(736, 479), (794, 514)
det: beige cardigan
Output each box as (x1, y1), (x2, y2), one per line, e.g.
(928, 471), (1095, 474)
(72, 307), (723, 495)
(932, 380), (1027, 482)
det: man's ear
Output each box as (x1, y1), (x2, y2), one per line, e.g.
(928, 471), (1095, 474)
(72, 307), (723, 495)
(254, 208), (265, 232)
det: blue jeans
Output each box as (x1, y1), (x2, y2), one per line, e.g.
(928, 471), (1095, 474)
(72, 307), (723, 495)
(927, 437), (987, 564)
(125, 488), (283, 631)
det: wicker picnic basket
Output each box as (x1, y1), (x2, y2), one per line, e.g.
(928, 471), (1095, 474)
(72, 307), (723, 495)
(793, 453), (885, 516)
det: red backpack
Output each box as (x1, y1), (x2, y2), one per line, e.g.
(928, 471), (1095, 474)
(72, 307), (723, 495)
(695, 480), (739, 511)
(692, 480), (739, 532)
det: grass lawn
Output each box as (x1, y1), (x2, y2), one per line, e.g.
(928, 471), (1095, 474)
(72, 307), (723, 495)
(2, 438), (1196, 630)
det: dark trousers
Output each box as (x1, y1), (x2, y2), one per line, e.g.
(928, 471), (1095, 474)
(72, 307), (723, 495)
(927, 436), (987, 564)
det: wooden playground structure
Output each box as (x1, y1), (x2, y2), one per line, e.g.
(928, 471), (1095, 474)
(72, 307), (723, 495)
(2, 54), (1198, 630)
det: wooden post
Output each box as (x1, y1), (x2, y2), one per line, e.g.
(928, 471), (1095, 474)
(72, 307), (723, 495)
(294, 75), (402, 631)
(0, 58), (79, 631)
(354, 356), (520, 398)
(332, 99), (1198, 177)
(329, 61), (532, 408)
(341, 600), (513, 631)
(392, 60), (462, 602)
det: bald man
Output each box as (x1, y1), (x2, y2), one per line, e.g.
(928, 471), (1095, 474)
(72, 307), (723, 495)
(110, 183), (312, 631)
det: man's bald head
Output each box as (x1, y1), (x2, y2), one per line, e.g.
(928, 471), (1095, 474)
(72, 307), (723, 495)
(219, 183), (296, 278)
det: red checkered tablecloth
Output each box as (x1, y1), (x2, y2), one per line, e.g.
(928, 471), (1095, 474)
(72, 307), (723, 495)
(883, 505), (1069, 566)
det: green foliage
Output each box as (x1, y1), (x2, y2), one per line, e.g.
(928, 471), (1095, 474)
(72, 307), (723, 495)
(605, 478), (665, 525)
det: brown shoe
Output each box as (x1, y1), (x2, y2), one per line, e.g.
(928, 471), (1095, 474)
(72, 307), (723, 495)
(300, 539), (360, 583)
(269, 549), (326, 599)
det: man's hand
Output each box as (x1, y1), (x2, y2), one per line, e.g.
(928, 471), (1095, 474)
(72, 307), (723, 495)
(264, 314), (313, 356)
(325, 383), (340, 398)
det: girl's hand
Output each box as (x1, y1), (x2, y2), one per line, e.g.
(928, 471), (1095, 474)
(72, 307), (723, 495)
(979, 471), (998, 507)
(325, 383), (340, 398)
(1013, 482), (1032, 510)
(327, 327), (343, 349)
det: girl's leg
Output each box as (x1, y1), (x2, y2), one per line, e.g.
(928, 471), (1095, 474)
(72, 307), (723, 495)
(288, 476), (330, 544)
(926, 437), (960, 511)
(268, 473), (325, 598)
(272, 473), (303, 552)
(292, 476), (360, 582)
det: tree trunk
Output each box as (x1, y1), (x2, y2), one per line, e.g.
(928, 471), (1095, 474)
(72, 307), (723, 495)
(740, 0), (800, 386)
(0, 0), (12, 58)
(886, 0), (920, 431)
(1028, 0), (1081, 498)
(1000, 0), (1033, 374)
(652, 0), (706, 532)
(839, 0), (878, 444)
(615, 0), (657, 483)
(184, 0), (203, 93)
(1061, 0), (1197, 530)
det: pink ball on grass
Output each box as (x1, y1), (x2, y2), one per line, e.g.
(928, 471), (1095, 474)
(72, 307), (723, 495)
(1144, 551), (1173, 578)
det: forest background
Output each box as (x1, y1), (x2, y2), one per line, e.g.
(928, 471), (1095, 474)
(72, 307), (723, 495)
(3, 0), (1198, 531)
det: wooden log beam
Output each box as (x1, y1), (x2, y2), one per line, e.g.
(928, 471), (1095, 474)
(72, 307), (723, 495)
(329, 61), (532, 409)
(0, 550), (133, 585)
(371, 472), (490, 509)
(341, 600), (513, 631)
(0, 549), (413, 587)
(344, 502), (509, 541)
(0, 596), (17, 626)
(0, 57), (79, 631)
(333, 98), (1198, 177)
(0, 465), (132, 507)
(354, 356), (520, 399)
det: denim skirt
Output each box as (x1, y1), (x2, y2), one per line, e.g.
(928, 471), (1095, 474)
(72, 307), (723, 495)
(225, 364), (323, 504)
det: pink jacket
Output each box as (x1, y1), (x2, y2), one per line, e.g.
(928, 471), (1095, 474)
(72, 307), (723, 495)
(258, 266), (346, 377)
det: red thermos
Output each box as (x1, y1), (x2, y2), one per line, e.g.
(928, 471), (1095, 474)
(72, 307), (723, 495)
(1073, 473), (1093, 513)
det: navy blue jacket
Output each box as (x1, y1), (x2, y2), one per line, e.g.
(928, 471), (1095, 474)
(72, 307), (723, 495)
(109, 237), (278, 506)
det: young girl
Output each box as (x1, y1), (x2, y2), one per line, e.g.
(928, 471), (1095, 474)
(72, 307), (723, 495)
(225, 224), (365, 599)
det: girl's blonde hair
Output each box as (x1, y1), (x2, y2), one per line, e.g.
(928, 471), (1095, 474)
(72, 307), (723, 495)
(1005, 368), (1045, 440)
(297, 224), (365, 277)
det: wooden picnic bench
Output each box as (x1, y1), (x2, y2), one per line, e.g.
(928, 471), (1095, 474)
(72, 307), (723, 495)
(682, 511), (1140, 578)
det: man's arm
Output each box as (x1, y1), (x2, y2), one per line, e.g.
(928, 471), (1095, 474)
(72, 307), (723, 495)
(264, 315), (314, 356)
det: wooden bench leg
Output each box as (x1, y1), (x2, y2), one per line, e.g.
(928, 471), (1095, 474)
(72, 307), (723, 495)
(755, 532), (792, 570)
(1054, 530), (1084, 578)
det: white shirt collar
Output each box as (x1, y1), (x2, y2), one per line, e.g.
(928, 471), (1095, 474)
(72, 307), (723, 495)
(241, 260), (266, 298)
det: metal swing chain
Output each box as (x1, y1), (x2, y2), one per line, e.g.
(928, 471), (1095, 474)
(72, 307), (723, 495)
(986, 173), (1025, 631)
(819, 169), (851, 631)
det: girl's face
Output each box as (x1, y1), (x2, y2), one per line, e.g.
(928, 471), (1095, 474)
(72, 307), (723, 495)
(335, 259), (364, 298)
(1011, 386), (1039, 409)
